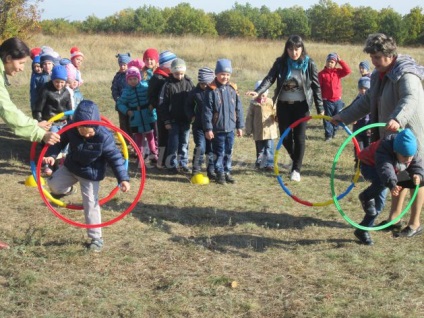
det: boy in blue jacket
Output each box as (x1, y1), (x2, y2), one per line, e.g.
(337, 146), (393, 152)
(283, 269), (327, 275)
(185, 67), (216, 179)
(354, 128), (424, 245)
(43, 100), (130, 252)
(203, 59), (244, 185)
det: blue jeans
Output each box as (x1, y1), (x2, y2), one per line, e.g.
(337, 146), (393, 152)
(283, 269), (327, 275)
(255, 139), (274, 168)
(212, 131), (234, 174)
(192, 127), (214, 174)
(359, 163), (388, 227)
(323, 99), (344, 138)
(165, 122), (190, 169)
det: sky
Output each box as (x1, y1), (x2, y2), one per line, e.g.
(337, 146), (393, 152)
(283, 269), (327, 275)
(38, 0), (423, 21)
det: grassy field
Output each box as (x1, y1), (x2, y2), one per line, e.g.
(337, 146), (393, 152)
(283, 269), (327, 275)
(0, 34), (424, 318)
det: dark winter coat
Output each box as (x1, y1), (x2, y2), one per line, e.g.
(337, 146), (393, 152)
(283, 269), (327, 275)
(33, 81), (72, 122)
(158, 75), (194, 125)
(47, 101), (129, 183)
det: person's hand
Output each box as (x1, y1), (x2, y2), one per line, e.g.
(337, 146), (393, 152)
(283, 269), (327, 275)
(237, 129), (243, 137)
(386, 119), (400, 132)
(245, 91), (258, 98)
(412, 174), (421, 185)
(330, 114), (343, 125)
(43, 156), (55, 166)
(391, 185), (403, 196)
(127, 110), (133, 117)
(38, 121), (52, 131)
(120, 181), (130, 193)
(165, 124), (172, 130)
(42, 132), (60, 145)
(205, 131), (214, 140)
(148, 105), (154, 112)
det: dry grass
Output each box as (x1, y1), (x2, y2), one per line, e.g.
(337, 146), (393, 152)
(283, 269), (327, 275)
(1, 34), (424, 318)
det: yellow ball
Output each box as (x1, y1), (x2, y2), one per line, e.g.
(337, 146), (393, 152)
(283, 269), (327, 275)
(25, 175), (45, 187)
(191, 173), (204, 184)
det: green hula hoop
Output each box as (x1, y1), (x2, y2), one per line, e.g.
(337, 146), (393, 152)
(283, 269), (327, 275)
(330, 122), (419, 231)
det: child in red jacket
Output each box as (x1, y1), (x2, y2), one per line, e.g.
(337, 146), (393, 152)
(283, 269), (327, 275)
(318, 53), (351, 141)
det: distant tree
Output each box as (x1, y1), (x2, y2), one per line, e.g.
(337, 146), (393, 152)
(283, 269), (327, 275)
(215, 10), (255, 38)
(40, 19), (78, 36)
(255, 11), (284, 39)
(277, 6), (310, 38)
(113, 9), (136, 33)
(79, 15), (103, 34)
(351, 7), (379, 43)
(334, 4), (354, 42)
(402, 7), (424, 45)
(0, 0), (42, 40)
(164, 3), (217, 36)
(308, 0), (340, 42)
(133, 5), (166, 35)
(378, 8), (404, 44)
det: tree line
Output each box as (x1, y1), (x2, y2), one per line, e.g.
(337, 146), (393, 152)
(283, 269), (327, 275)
(2, 0), (424, 45)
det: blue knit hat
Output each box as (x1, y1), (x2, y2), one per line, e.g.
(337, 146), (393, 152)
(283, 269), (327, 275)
(116, 53), (131, 65)
(198, 67), (215, 84)
(51, 65), (68, 81)
(393, 128), (417, 157)
(32, 55), (41, 65)
(326, 53), (338, 62)
(358, 77), (370, 89)
(359, 61), (370, 71)
(159, 50), (177, 69)
(215, 59), (232, 74)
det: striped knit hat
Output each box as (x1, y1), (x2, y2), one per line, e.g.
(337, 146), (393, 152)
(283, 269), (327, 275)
(198, 67), (215, 84)
(159, 50), (177, 69)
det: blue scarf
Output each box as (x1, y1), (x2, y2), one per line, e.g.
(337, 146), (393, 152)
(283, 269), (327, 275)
(286, 56), (310, 79)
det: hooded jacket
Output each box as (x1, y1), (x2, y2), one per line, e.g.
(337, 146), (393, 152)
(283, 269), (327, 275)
(47, 100), (129, 183)
(359, 134), (424, 190)
(203, 80), (244, 133)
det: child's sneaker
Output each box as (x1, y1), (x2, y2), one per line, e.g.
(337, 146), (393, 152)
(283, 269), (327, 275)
(51, 186), (77, 199)
(88, 238), (103, 252)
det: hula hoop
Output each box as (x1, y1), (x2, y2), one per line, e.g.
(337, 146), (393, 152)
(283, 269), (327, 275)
(274, 115), (361, 206)
(36, 120), (145, 228)
(331, 122), (419, 230)
(30, 111), (129, 209)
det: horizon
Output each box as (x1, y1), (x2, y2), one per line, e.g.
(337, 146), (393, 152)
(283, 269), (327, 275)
(39, 0), (423, 21)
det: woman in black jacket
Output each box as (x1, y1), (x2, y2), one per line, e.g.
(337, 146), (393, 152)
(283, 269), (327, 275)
(246, 35), (324, 182)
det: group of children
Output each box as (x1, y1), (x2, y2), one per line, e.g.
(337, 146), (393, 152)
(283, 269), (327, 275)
(29, 45), (85, 175)
(111, 50), (245, 185)
(27, 44), (424, 251)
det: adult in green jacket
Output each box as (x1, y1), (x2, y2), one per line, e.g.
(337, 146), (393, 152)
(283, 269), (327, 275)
(0, 37), (60, 250)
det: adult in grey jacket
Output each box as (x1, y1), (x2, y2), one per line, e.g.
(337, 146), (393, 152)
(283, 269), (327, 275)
(246, 35), (324, 182)
(332, 33), (424, 239)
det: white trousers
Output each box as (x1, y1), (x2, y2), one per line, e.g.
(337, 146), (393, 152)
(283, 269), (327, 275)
(47, 166), (102, 239)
